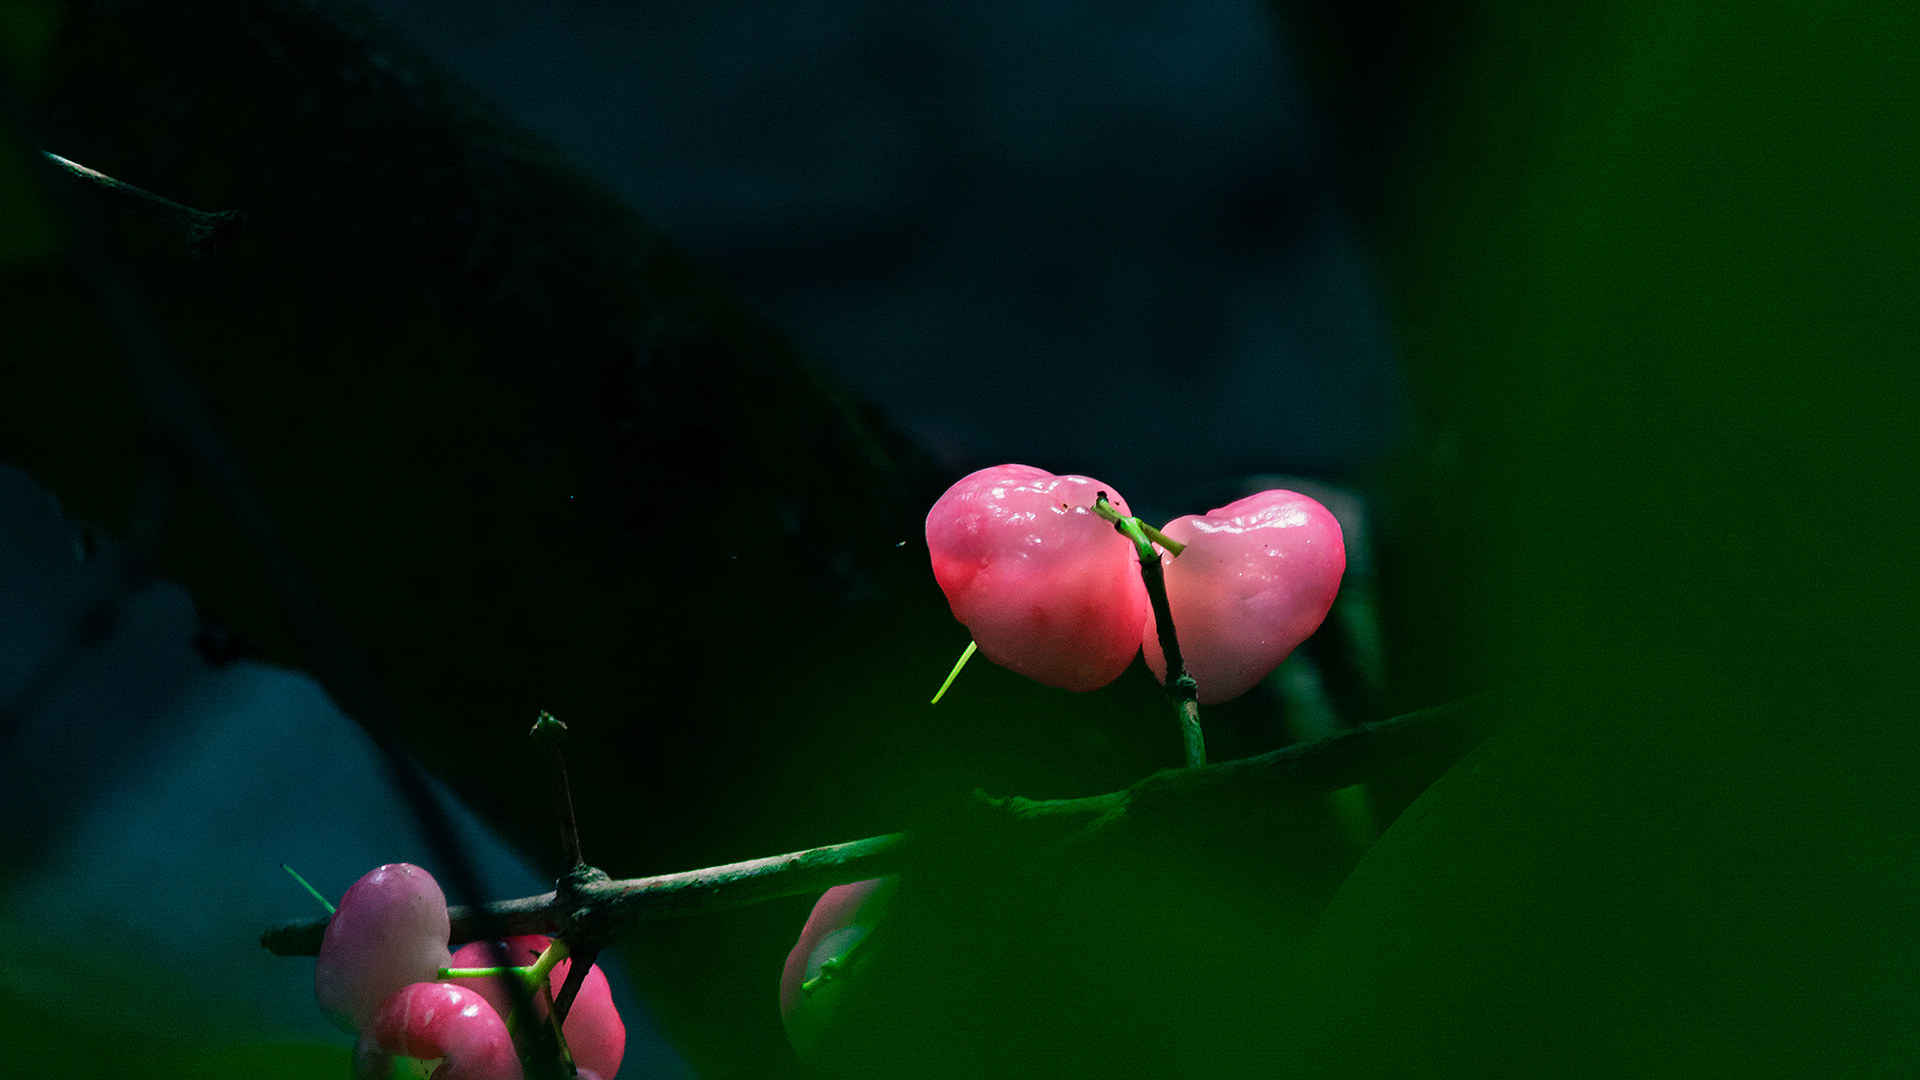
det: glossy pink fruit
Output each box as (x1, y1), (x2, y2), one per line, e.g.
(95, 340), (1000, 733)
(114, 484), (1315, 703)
(317, 863), (455, 1033)
(353, 982), (522, 1080)
(1142, 490), (1345, 704)
(447, 935), (626, 1080)
(926, 465), (1150, 691)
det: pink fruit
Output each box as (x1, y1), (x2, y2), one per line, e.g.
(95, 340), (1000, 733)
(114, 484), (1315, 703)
(926, 465), (1150, 691)
(353, 982), (522, 1080)
(317, 863), (455, 1033)
(1142, 490), (1345, 704)
(447, 935), (626, 1080)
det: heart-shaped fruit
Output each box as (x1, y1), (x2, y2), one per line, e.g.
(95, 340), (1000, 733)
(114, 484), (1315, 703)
(1142, 490), (1345, 704)
(926, 465), (1149, 692)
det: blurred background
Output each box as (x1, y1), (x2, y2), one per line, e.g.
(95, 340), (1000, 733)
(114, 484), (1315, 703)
(3, 0), (1915, 1076)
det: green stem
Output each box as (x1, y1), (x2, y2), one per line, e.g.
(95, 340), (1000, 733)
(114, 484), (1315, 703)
(438, 965), (517, 979)
(488, 938), (568, 1040)
(930, 640), (978, 704)
(524, 939), (577, 1073)
(281, 864), (336, 915)
(536, 981), (577, 1071)
(524, 937), (570, 990)
(1093, 494), (1205, 768)
(1088, 497), (1185, 556)
(1137, 521), (1185, 556)
(440, 938), (570, 1042)
(800, 926), (879, 995)
(1111, 514), (1157, 563)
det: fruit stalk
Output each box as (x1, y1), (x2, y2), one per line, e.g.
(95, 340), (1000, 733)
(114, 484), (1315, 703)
(551, 943), (599, 1025)
(520, 937), (578, 1069)
(1093, 495), (1205, 768)
(1136, 550), (1205, 769)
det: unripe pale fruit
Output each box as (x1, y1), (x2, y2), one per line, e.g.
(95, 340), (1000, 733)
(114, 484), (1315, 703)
(353, 982), (522, 1080)
(446, 935), (626, 1080)
(926, 465), (1149, 691)
(779, 878), (895, 1062)
(1143, 490), (1345, 704)
(316, 863), (455, 1033)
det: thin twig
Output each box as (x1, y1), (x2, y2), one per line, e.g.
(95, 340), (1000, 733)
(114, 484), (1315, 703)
(262, 831), (909, 955)
(260, 701), (1488, 957)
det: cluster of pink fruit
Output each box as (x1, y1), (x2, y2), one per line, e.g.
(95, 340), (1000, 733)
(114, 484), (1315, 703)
(315, 863), (626, 1080)
(925, 464), (1346, 704)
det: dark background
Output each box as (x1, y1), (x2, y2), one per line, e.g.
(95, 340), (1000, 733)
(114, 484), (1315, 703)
(357, 0), (1410, 511)
(3, 1), (1916, 1077)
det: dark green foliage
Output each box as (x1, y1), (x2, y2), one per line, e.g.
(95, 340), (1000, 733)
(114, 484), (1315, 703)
(1261, 2), (1920, 1076)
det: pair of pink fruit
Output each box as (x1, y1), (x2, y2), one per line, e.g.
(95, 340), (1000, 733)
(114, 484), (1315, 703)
(926, 464), (1346, 705)
(776, 467), (1345, 1061)
(314, 863), (626, 1080)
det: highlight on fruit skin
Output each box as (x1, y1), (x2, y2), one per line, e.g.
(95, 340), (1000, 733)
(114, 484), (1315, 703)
(925, 464), (1150, 692)
(316, 863), (455, 1033)
(352, 981), (523, 1080)
(447, 935), (627, 1080)
(1142, 489), (1346, 704)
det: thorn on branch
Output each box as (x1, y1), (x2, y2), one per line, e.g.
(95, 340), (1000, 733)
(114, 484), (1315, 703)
(41, 151), (241, 252)
(532, 710), (585, 872)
